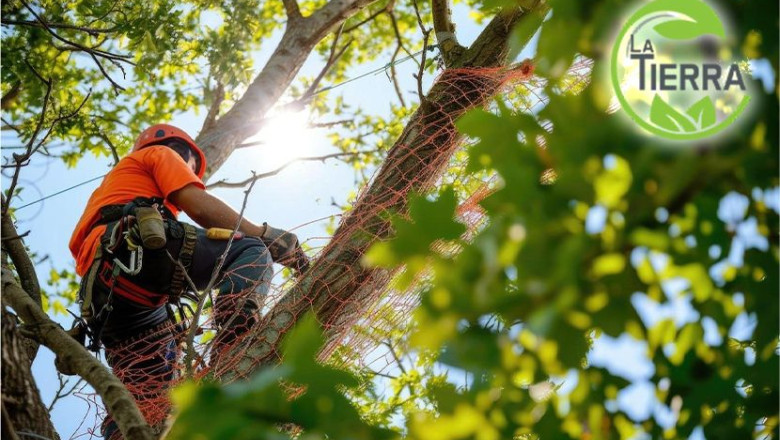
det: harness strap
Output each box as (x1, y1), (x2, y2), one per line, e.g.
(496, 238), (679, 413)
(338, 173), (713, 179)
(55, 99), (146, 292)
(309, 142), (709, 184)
(97, 260), (168, 308)
(168, 223), (197, 301)
(96, 197), (174, 228)
(79, 255), (102, 320)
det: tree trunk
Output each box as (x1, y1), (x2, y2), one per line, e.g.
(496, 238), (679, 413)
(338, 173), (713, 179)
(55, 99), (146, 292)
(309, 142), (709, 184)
(197, 0), (377, 178)
(1, 308), (60, 440)
(215, 5), (544, 381)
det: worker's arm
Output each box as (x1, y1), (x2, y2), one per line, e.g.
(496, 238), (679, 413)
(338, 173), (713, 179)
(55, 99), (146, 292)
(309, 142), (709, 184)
(169, 183), (267, 236)
(169, 184), (309, 271)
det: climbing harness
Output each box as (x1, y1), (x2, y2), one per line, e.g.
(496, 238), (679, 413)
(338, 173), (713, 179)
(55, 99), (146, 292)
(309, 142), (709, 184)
(75, 197), (198, 352)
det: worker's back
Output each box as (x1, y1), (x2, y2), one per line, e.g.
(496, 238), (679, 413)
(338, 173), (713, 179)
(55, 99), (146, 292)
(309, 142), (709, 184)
(69, 145), (202, 275)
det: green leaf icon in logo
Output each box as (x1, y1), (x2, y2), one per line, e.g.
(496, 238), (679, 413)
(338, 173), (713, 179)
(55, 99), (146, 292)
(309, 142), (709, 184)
(649, 95), (696, 133)
(634, 0), (725, 40)
(686, 96), (717, 129)
(611, 0), (751, 140)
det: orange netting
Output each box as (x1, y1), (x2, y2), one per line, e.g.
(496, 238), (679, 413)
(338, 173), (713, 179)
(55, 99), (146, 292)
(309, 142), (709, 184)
(76, 57), (593, 439)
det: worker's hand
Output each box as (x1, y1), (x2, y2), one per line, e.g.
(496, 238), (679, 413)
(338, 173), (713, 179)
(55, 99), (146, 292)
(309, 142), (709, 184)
(261, 224), (309, 273)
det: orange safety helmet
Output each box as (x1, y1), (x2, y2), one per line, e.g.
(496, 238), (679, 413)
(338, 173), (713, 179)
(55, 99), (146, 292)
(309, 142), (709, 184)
(133, 124), (207, 179)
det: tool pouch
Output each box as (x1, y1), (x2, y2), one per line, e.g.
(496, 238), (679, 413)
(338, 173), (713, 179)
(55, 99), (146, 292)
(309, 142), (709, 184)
(135, 206), (167, 250)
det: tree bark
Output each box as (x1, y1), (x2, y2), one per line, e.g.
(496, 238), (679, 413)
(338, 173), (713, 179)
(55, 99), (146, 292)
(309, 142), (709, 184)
(215, 4), (545, 381)
(1, 269), (155, 440)
(2, 213), (41, 362)
(431, 0), (464, 67)
(197, 0), (378, 178)
(1, 308), (59, 440)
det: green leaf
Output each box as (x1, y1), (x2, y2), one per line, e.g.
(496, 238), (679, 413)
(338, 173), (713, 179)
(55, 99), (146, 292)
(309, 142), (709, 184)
(649, 94), (697, 132)
(686, 96), (717, 129)
(508, 4), (548, 60)
(439, 325), (501, 373)
(592, 253), (626, 278)
(364, 188), (466, 267)
(594, 155), (633, 208)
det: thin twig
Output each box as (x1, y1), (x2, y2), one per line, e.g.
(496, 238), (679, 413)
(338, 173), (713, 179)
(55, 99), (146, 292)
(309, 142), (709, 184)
(3, 61), (52, 214)
(299, 24), (353, 105)
(19, 0), (132, 94)
(407, 0), (434, 106)
(19, 1), (132, 63)
(382, 339), (407, 374)
(1, 231), (30, 242)
(1, 18), (118, 34)
(342, 1), (389, 33)
(89, 52), (125, 93)
(183, 173), (260, 374)
(388, 10), (416, 63)
(412, 5), (432, 106)
(165, 250), (208, 376)
(1, 119), (23, 135)
(47, 374), (85, 412)
(206, 150), (379, 189)
(387, 11), (412, 106)
(308, 119), (354, 129)
(4, 82), (90, 210)
(96, 131), (120, 165)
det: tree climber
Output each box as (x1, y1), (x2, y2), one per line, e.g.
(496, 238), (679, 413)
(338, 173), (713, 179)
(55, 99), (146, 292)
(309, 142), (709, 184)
(68, 124), (309, 439)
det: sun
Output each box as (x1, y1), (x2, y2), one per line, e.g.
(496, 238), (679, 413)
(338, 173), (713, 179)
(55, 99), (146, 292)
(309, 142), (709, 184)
(244, 110), (316, 167)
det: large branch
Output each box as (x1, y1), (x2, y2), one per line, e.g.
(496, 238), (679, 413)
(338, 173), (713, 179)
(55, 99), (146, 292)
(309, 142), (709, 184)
(431, 0), (464, 67)
(1, 269), (155, 440)
(1, 213), (41, 362)
(196, 0), (377, 179)
(215, 4), (545, 381)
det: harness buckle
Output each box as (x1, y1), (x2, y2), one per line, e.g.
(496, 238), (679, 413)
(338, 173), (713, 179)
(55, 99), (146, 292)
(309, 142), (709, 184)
(113, 245), (143, 276)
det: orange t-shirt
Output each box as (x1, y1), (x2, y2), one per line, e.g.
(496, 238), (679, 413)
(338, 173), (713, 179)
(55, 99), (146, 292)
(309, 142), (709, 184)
(69, 145), (205, 275)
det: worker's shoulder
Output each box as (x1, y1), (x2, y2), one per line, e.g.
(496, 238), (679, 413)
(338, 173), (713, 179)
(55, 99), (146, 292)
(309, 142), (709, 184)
(118, 145), (179, 167)
(108, 146), (169, 176)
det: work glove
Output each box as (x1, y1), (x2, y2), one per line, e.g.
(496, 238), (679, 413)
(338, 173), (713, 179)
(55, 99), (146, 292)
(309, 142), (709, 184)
(261, 224), (310, 273)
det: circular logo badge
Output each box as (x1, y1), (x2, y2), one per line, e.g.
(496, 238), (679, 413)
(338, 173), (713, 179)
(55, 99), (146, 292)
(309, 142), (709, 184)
(610, 0), (751, 140)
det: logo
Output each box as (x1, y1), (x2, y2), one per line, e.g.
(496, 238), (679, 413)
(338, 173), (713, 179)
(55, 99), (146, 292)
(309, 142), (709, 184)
(610, 0), (750, 140)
